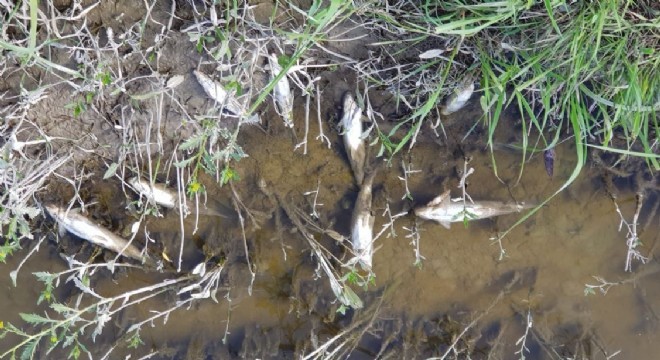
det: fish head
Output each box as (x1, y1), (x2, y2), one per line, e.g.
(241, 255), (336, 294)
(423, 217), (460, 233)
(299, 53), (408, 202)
(267, 53), (282, 72)
(342, 92), (357, 114)
(127, 176), (141, 190)
(413, 190), (453, 228)
(43, 204), (61, 218)
(340, 92), (362, 129)
(456, 80), (475, 96)
(414, 190), (451, 215)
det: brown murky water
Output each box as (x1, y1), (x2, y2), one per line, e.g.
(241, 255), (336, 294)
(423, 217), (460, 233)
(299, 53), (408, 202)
(1, 1), (658, 359)
(1, 102), (657, 358)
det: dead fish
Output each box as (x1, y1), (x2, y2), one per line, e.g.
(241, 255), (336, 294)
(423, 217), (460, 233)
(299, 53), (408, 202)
(544, 147), (556, 178)
(45, 204), (151, 264)
(129, 177), (179, 209)
(193, 70), (260, 124)
(441, 80), (475, 115)
(128, 177), (230, 218)
(268, 53), (294, 128)
(351, 171), (377, 270)
(340, 92), (366, 185)
(414, 190), (534, 229)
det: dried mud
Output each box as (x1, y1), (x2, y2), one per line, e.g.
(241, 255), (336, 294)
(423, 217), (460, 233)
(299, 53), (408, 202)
(0, 1), (658, 359)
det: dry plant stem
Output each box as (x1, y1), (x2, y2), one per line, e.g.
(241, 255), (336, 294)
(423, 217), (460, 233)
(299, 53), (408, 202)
(373, 203), (407, 242)
(230, 182), (256, 295)
(109, 215), (149, 268)
(585, 276), (620, 295)
(585, 261), (660, 295)
(274, 191), (360, 308)
(52, 165), (92, 212)
(229, 182), (259, 228)
(0, 272), (194, 359)
(610, 191), (647, 272)
(293, 72), (324, 153)
(175, 155), (186, 272)
(457, 157), (475, 204)
(128, 267), (226, 334)
(404, 221), (424, 266)
(490, 232), (508, 261)
(514, 310), (533, 359)
(9, 235), (47, 285)
(303, 179), (323, 219)
(427, 289), (505, 360)
(221, 290), (234, 345)
(315, 84), (331, 148)
(289, 206), (346, 266)
(292, 206), (347, 244)
(304, 297), (383, 360)
(398, 159), (420, 200)
(510, 304), (566, 360)
(295, 89), (311, 154)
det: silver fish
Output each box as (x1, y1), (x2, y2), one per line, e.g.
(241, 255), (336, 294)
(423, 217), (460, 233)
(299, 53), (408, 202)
(193, 70), (260, 124)
(268, 53), (294, 128)
(351, 171), (377, 270)
(414, 190), (534, 229)
(441, 80), (475, 115)
(45, 204), (149, 263)
(129, 177), (230, 218)
(129, 177), (179, 209)
(340, 92), (366, 185)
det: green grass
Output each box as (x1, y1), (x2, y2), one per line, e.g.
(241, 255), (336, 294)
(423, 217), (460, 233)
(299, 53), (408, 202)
(358, 0), (658, 241)
(476, 0), (659, 237)
(383, 0), (657, 164)
(1, 0), (658, 357)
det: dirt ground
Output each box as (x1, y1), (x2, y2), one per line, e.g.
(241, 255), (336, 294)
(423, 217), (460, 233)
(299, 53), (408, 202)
(0, 1), (658, 359)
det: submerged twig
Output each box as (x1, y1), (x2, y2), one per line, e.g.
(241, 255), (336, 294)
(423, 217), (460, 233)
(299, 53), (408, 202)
(229, 183), (256, 295)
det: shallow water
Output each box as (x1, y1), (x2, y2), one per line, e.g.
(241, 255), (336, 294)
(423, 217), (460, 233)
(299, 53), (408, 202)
(0, 1), (658, 358)
(1, 104), (657, 358)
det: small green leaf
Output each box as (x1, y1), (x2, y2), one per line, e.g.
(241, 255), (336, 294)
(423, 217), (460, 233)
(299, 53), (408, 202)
(174, 157), (196, 168)
(98, 72), (112, 86)
(68, 344), (81, 360)
(127, 331), (144, 349)
(178, 135), (204, 151)
(103, 163), (119, 179)
(19, 313), (53, 325)
(220, 166), (239, 186)
(225, 81), (242, 96)
(21, 338), (39, 360)
(277, 55), (291, 68)
(584, 287), (596, 296)
(214, 28), (225, 41)
(336, 304), (347, 315)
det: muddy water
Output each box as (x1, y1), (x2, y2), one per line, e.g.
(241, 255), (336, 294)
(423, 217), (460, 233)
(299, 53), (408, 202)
(0, 1), (658, 357)
(1, 99), (658, 358)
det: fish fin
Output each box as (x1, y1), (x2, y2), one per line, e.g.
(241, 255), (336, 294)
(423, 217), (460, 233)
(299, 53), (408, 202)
(57, 223), (67, 237)
(439, 221), (451, 229)
(428, 190), (451, 207)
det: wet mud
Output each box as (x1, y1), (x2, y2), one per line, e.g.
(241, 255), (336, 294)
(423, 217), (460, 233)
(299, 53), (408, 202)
(0, 1), (658, 359)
